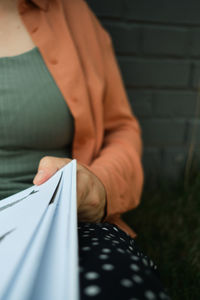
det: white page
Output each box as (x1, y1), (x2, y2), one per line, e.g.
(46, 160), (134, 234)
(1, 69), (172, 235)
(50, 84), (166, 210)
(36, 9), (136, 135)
(2, 174), (63, 300)
(1, 160), (79, 300)
(28, 160), (79, 300)
(65, 160), (80, 300)
(0, 168), (63, 299)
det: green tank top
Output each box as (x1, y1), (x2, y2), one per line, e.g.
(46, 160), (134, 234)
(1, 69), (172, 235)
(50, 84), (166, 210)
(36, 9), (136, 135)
(0, 47), (74, 200)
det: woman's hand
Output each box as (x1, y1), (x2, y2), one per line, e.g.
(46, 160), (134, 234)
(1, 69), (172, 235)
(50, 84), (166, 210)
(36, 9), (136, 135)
(33, 156), (107, 222)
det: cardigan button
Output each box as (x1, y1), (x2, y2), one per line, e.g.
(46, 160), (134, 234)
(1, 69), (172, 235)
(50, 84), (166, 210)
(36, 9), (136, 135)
(32, 27), (38, 33)
(50, 58), (58, 65)
(72, 97), (78, 102)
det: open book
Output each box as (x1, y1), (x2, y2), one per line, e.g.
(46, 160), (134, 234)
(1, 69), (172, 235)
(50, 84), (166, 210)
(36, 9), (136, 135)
(0, 160), (79, 300)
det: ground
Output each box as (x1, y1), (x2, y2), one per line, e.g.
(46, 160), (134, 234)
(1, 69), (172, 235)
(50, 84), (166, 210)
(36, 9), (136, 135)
(123, 173), (200, 299)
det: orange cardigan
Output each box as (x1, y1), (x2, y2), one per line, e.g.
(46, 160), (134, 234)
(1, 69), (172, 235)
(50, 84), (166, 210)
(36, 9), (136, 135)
(18, 0), (144, 237)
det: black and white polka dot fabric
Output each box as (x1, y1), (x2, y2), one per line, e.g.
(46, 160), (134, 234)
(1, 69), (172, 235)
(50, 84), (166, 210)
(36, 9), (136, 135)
(78, 222), (171, 300)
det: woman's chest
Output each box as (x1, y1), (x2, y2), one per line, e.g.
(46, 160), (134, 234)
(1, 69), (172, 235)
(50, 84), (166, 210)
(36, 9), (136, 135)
(0, 48), (74, 150)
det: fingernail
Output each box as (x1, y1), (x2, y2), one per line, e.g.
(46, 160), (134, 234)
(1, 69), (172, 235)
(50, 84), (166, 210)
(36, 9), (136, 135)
(34, 170), (44, 183)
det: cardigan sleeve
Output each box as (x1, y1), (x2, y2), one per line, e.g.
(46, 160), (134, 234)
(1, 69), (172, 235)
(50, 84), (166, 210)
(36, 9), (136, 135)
(82, 1), (144, 221)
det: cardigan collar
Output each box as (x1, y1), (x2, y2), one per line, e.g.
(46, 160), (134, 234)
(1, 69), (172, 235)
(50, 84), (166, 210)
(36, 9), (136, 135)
(29, 0), (49, 11)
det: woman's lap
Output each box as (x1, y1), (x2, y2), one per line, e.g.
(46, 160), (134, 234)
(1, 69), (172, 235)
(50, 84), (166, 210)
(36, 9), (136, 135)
(78, 222), (170, 300)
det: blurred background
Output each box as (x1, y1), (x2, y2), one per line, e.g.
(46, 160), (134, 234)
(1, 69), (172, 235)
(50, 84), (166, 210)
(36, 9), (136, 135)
(86, 0), (200, 298)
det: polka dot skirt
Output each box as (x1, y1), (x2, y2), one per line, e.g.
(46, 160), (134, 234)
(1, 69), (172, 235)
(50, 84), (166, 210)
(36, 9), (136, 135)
(78, 222), (171, 300)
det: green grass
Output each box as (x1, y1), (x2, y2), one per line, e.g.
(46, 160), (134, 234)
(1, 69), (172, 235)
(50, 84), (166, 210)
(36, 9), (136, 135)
(123, 174), (200, 300)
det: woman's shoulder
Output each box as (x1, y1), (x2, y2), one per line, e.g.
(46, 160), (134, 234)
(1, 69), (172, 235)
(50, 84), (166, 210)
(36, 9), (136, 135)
(59, 0), (98, 25)
(58, 0), (112, 43)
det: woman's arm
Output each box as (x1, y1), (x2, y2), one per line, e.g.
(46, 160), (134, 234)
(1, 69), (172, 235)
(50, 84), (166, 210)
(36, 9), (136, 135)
(84, 3), (144, 221)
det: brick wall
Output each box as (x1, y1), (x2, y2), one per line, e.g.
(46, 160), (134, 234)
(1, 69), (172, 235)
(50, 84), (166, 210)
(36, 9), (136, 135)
(86, 0), (200, 185)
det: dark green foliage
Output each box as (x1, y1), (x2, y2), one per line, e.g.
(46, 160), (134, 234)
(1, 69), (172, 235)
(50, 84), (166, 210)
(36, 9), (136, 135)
(123, 175), (200, 299)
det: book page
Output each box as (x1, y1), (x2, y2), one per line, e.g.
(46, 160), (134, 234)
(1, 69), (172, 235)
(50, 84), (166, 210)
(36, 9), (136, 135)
(29, 159), (79, 300)
(0, 168), (63, 298)
(2, 175), (63, 300)
(0, 160), (79, 300)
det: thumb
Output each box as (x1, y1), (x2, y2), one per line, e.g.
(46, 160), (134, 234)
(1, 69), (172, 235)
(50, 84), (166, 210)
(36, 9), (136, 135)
(33, 156), (67, 185)
(33, 169), (49, 185)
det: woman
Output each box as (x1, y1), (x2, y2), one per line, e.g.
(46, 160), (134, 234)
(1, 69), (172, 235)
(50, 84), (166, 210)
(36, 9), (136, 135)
(0, 0), (170, 298)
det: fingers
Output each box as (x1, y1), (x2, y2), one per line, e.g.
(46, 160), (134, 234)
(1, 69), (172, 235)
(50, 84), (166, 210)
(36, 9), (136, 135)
(76, 166), (106, 222)
(76, 168), (90, 209)
(33, 156), (71, 185)
(33, 157), (106, 223)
